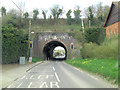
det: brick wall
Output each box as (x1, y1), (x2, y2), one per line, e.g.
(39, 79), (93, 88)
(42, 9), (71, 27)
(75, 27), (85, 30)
(106, 21), (120, 37)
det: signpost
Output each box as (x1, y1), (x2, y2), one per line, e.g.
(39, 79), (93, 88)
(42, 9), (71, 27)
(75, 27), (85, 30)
(29, 57), (32, 62)
(29, 20), (34, 62)
(29, 41), (33, 62)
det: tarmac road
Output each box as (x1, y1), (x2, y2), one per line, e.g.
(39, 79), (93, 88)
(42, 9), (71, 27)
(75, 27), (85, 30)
(7, 61), (115, 88)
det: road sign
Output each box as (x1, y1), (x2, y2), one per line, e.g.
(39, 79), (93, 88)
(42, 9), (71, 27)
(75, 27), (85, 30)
(29, 57), (32, 62)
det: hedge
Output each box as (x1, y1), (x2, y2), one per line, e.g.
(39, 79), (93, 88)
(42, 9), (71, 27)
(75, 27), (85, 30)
(2, 24), (29, 64)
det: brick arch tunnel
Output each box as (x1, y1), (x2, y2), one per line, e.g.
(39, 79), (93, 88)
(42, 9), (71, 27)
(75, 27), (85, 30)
(43, 41), (67, 60)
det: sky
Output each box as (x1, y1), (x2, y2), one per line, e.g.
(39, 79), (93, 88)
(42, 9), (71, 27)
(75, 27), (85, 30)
(54, 46), (65, 51)
(0, 0), (119, 18)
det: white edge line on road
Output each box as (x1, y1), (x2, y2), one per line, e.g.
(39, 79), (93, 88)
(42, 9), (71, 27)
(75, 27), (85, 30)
(27, 82), (32, 88)
(17, 82), (23, 88)
(54, 72), (60, 82)
(89, 75), (98, 80)
(65, 62), (83, 73)
(64, 62), (99, 81)
(53, 67), (55, 71)
(73, 66), (99, 80)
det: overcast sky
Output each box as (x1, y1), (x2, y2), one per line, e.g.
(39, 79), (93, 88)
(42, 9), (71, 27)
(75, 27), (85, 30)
(0, 0), (119, 18)
(54, 46), (65, 51)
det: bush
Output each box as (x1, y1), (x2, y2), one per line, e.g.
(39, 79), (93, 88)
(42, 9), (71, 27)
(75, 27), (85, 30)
(81, 36), (118, 60)
(32, 57), (42, 63)
(68, 30), (85, 44)
(81, 43), (97, 58)
(2, 24), (29, 64)
(84, 27), (106, 45)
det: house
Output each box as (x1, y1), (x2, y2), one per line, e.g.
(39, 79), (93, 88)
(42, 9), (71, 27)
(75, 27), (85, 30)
(104, 1), (120, 37)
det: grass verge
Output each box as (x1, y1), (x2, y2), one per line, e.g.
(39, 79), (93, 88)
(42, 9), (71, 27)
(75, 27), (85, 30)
(32, 57), (42, 63)
(65, 58), (118, 84)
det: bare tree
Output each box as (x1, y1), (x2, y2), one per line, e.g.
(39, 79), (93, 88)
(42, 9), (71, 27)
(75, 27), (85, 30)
(42, 10), (47, 20)
(84, 5), (96, 18)
(102, 5), (110, 21)
(96, 2), (103, 18)
(50, 5), (64, 21)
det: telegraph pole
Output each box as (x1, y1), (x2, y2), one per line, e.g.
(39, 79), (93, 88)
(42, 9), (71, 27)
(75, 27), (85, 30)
(28, 19), (34, 62)
(29, 19), (32, 57)
(89, 20), (91, 28)
(81, 18), (84, 32)
(11, 0), (33, 62)
(29, 20), (31, 41)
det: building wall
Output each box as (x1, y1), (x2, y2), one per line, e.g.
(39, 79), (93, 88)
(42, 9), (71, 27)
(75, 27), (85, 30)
(106, 21), (120, 37)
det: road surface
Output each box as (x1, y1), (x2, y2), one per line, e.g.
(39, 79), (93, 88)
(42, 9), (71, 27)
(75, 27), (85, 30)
(7, 61), (114, 88)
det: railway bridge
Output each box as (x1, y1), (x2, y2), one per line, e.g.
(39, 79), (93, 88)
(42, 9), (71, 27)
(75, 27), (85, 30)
(33, 32), (77, 60)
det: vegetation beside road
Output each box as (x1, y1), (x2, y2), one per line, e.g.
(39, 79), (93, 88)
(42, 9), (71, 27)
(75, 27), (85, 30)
(66, 36), (118, 84)
(2, 24), (29, 64)
(81, 36), (118, 60)
(65, 58), (118, 84)
(32, 57), (42, 63)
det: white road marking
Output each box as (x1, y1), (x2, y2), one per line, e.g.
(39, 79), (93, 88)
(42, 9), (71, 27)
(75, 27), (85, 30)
(74, 68), (83, 72)
(50, 82), (59, 88)
(54, 72), (60, 82)
(38, 75), (41, 79)
(66, 62), (99, 81)
(21, 75), (26, 79)
(53, 67), (55, 71)
(90, 75), (98, 80)
(39, 82), (48, 88)
(27, 82), (32, 88)
(67, 63), (83, 73)
(17, 82), (23, 88)
(7, 84), (12, 88)
(30, 75), (34, 79)
(46, 75), (49, 79)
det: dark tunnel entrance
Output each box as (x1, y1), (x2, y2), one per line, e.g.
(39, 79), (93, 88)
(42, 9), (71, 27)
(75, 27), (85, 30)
(43, 41), (67, 60)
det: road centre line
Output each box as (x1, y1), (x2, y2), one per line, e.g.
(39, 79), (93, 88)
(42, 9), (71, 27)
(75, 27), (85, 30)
(27, 82), (32, 88)
(53, 67), (55, 71)
(54, 72), (60, 82)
